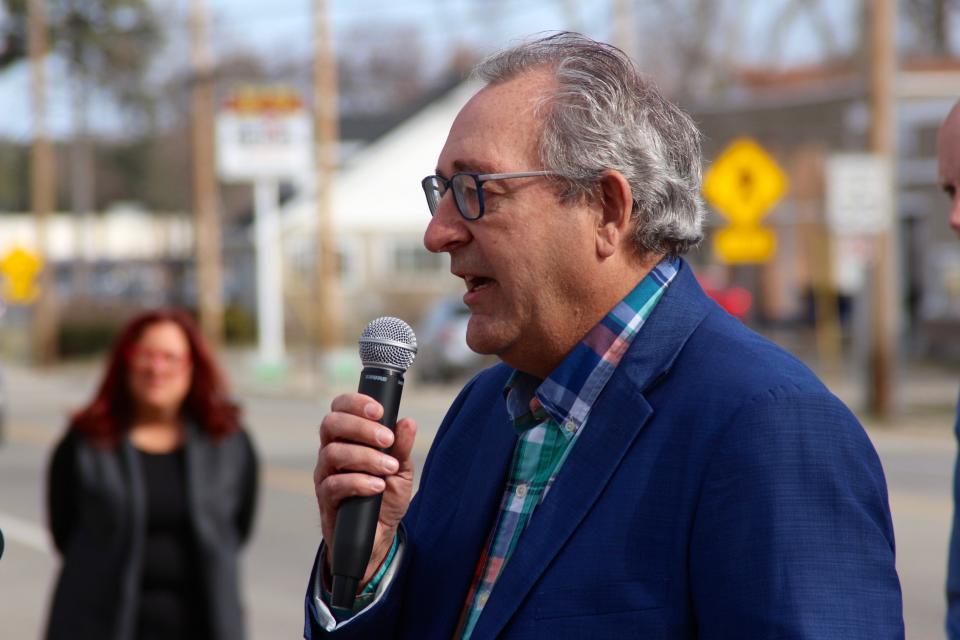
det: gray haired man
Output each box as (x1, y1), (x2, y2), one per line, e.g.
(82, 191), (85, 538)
(306, 33), (902, 639)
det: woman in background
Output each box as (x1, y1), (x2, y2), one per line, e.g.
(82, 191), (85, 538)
(45, 308), (259, 640)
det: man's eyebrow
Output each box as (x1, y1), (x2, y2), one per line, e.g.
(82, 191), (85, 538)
(452, 158), (499, 174)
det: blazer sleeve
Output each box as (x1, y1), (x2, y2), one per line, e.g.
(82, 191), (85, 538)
(689, 386), (904, 639)
(303, 370), (490, 639)
(946, 411), (960, 640)
(235, 428), (260, 545)
(47, 429), (79, 555)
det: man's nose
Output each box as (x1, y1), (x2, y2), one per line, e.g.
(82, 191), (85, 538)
(423, 192), (470, 253)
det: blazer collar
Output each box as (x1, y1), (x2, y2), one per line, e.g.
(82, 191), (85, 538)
(613, 258), (714, 395)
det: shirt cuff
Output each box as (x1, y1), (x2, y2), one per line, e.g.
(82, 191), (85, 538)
(311, 532), (404, 631)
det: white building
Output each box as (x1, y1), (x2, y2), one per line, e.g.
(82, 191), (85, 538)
(279, 81), (481, 338)
(0, 204), (192, 262)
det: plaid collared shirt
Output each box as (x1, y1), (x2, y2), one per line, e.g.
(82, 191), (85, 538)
(454, 258), (679, 639)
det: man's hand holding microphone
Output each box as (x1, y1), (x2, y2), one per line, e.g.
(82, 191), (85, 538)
(313, 317), (418, 609)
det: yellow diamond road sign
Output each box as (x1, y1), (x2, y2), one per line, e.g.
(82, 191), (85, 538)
(0, 246), (43, 304)
(703, 138), (788, 226)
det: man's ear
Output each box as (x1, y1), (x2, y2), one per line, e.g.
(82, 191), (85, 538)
(595, 170), (634, 259)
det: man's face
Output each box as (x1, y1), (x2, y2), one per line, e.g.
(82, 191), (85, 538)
(423, 70), (601, 377)
(938, 106), (960, 238)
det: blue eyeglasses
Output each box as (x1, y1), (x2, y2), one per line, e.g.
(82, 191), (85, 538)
(421, 171), (559, 220)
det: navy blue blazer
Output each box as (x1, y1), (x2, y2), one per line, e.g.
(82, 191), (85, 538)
(305, 259), (903, 639)
(946, 406), (960, 639)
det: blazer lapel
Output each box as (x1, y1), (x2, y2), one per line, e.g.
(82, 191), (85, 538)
(469, 371), (653, 639)
(406, 375), (518, 634)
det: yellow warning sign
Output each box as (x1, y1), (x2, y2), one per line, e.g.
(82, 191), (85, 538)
(713, 226), (777, 265)
(0, 246), (43, 304)
(703, 138), (788, 226)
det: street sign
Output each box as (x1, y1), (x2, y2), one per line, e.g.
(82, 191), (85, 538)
(0, 246), (42, 304)
(216, 86), (313, 182)
(713, 226), (777, 265)
(703, 138), (788, 226)
(826, 153), (893, 235)
(704, 138), (787, 264)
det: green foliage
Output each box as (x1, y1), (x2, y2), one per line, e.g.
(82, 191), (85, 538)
(0, 143), (29, 209)
(224, 304), (257, 345)
(0, 1), (27, 69)
(56, 312), (125, 358)
(1, 0), (161, 105)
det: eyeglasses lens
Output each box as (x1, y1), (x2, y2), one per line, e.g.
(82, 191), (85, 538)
(452, 174), (481, 219)
(423, 176), (444, 216)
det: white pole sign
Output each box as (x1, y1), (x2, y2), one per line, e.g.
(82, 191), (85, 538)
(826, 154), (894, 236)
(216, 88), (314, 182)
(216, 87), (314, 372)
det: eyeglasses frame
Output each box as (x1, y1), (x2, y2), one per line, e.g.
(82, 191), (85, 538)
(421, 170), (559, 220)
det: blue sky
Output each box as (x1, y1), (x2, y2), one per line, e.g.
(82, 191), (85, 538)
(0, 0), (857, 141)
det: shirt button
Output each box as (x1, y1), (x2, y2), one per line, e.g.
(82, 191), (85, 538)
(478, 593), (489, 607)
(515, 483), (528, 499)
(564, 420), (577, 433)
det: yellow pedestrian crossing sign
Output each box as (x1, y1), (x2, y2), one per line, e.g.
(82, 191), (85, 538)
(703, 138), (788, 225)
(0, 246), (43, 304)
(704, 138), (788, 264)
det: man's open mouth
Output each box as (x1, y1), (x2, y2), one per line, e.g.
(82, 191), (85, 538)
(465, 276), (494, 292)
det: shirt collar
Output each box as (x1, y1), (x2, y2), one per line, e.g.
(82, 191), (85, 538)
(503, 257), (679, 437)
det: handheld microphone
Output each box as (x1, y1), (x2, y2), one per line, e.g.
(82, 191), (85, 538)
(330, 316), (417, 610)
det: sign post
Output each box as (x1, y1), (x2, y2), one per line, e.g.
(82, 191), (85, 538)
(254, 180), (284, 371)
(826, 152), (896, 414)
(216, 87), (313, 376)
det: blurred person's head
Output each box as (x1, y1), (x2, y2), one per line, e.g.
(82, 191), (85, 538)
(72, 308), (240, 446)
(422, 32), (704, 377)
(127, 318), (193, 420)
(938, 99), (960, 238)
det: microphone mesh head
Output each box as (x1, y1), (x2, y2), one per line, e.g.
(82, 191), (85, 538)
(359, 317), (418, 372)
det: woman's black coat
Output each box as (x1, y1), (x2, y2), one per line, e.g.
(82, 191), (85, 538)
(45, 422), (258, 640)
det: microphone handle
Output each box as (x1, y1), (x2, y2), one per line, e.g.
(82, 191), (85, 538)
(330, 366), (405, 610)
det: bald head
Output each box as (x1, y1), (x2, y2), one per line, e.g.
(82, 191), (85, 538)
(938, 100), (960, 238)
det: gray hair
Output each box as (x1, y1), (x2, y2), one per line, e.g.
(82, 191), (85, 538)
(473, 32), (705, 257)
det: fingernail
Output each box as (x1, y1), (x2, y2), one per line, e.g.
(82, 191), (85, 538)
(376, 429), (393, 447)
(382, 457), (399, 473)
(364, 403), (381, 419)
(370, 478), (385, 492)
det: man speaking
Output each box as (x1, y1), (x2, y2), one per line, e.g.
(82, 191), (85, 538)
(305, 33), (903, 638)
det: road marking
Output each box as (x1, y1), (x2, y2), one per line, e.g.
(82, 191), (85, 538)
(264, 466), (315, 496)
(0, 511), (52, 554)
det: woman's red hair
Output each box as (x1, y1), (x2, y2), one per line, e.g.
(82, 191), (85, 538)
(71, 308), (241, 446)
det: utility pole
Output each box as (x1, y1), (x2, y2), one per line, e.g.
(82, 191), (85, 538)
(312, 0), (341, 350)
(190, 0), (223, 348)
(612, 0), (636, 59)
(28, 0), (58, 364)
(867, 0), (899, 418)
(69, 71), (95, 300)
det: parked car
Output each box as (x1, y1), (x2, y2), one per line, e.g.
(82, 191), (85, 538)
(416, 297), (488, 382)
